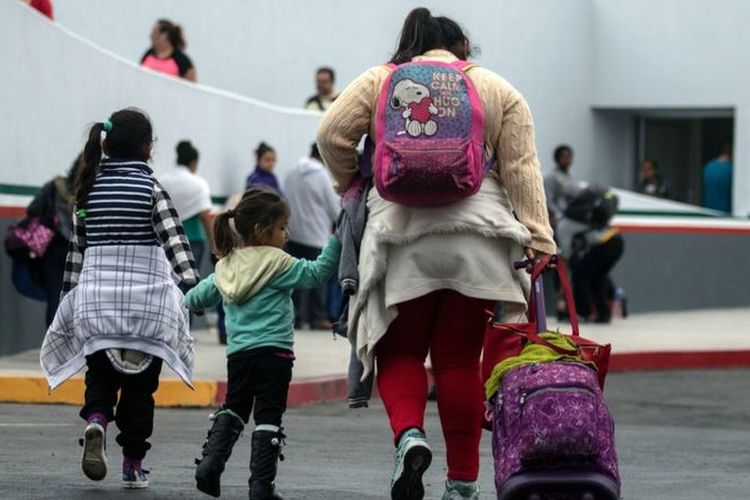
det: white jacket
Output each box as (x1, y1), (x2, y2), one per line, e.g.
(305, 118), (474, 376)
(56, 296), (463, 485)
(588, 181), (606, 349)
(284, 157), (340, 248)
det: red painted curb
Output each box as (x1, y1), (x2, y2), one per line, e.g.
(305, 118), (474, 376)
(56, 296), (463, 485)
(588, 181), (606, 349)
(0, 206), (26, 218)
(615, 224), (750, 236)
(208, 351), (750, 408)
(610, 350), (750, 371)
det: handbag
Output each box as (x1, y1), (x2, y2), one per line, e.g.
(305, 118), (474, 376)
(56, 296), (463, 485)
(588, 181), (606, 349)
(4, 216), (57, 261)
(482, 254), (612, 389)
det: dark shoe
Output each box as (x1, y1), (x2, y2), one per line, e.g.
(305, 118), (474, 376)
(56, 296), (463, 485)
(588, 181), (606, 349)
(248, 428), (285, 500)
(390, 428), (432, 500)
(122, 466), (150, 489)
(195, 411), (245, 497)
(312, 320), (334, 330)
(427, 385), (437, 401)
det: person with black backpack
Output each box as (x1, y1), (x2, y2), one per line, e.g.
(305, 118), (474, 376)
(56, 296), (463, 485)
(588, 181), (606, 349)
(26, 154), (81, 326)
(564, 187), (624, 323)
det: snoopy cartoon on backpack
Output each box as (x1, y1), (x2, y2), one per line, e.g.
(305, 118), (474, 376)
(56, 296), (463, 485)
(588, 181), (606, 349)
(390, 79), (439, 137)
(373, 60), (489, 206)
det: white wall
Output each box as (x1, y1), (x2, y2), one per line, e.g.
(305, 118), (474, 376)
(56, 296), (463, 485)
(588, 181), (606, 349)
(51, 0), (597, 181)
(7, 0), (750, 213)
(0, 1), (321, 198)
(591, 0), (750, 216)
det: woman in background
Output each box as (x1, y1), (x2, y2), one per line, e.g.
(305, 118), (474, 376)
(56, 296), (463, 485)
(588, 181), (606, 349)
(141, 19), (197, 82)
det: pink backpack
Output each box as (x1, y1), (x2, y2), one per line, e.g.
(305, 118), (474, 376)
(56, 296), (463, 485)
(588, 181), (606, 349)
(373, 60), (488, 206)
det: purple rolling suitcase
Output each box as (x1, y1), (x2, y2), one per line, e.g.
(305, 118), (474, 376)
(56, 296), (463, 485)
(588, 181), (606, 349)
(490, 263), (621, 500)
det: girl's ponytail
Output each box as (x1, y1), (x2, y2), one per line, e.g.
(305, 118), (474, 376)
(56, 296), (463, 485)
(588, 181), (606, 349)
(213, 211), (236, 259)
(76, 122), (105, 206)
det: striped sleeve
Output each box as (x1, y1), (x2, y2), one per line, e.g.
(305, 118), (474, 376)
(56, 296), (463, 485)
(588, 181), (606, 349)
(152, 181), (200, 292)
(61, 210), (86, 296)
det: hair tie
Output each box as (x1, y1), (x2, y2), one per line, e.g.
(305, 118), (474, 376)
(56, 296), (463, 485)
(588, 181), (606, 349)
(102, 120), (113, 133)
(226, 209), (236, 218)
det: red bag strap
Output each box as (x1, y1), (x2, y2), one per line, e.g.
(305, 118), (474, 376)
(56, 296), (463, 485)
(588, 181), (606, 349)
(496, 323), (578, 356)
(526, 255), (581, 337)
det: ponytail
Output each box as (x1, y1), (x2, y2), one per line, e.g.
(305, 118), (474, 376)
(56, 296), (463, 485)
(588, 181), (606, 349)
(391, 8), (472, 64)
(213, 188), (290, 259)
(76, 108), (153, 207)
(213, 211), (236, 259)
(76, 123), (104, 205)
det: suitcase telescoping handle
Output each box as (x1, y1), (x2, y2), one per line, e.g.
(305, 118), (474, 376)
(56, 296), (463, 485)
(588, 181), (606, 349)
(513, 259), (547, 333)
(513, 254), (580, 336)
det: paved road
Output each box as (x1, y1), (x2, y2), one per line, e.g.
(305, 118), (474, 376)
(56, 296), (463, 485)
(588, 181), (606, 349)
(2, 370), (750, 499)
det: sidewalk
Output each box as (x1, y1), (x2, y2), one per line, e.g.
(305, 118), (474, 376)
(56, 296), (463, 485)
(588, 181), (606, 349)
(1, 307), (748, 408)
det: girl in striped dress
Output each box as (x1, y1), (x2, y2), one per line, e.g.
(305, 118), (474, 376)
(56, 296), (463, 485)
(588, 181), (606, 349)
(40, 108), (200, 489)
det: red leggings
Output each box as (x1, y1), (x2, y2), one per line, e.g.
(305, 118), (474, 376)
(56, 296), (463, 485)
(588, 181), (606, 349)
(376, 290), (493, 481)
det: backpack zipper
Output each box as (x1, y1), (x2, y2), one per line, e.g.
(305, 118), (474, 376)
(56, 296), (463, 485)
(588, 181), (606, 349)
(519, 386), (595, 405)
(394, 148), (464, 155)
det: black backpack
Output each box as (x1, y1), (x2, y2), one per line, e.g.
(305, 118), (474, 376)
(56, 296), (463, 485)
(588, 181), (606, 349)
(564, 186), (619, 229)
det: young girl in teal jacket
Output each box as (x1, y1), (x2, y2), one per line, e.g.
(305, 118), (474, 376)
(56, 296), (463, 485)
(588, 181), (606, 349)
(185, 188), (340, 499)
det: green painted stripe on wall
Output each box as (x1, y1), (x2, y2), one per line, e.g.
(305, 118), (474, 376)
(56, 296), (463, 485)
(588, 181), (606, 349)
(0, 183), (40, 196)
(0, 183), (740, 219)
(0, 182), (230, 205)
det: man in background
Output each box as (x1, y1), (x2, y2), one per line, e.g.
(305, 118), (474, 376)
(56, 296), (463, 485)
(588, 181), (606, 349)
(284, 143), (340, 329)
(305, 67), (339, 112)
(702, 142), (733, 213)
(544, 144), (579, 231)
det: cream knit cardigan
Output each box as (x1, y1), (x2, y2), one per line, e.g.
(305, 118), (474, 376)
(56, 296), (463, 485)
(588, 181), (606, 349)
(317, 50), (556, 374)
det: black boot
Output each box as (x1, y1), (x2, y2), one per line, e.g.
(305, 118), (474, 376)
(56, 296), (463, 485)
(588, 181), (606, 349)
(248, 428), (285, 500)
(195, 411), (245, 497)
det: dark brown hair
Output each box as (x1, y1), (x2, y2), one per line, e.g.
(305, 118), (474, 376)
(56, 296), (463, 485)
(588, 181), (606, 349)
(390, 7), (472, 64)
(213, 188), (290, 258)
(316, 66), (335, 83)
(156, 19), (186, 51)
(176, 140), (199, 166)
(76, 108), (153, 205)
(254, 141), (275, 163)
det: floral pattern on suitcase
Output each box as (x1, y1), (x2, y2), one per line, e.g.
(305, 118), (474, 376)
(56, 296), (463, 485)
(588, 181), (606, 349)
(491, 362), (620, 489)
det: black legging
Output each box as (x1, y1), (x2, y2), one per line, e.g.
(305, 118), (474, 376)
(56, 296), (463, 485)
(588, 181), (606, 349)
(41, 240), (68, 327)
(570, 234), (624, 322)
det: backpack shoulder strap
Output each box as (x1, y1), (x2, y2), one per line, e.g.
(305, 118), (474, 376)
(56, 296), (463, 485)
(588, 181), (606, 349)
(451, 60), (479, 72)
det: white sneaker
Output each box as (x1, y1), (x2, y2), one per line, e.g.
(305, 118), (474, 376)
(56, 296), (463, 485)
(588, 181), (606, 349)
(80, 422), (107, 481)
(390, 428), (432, 500)
(442, 479), (480, 500)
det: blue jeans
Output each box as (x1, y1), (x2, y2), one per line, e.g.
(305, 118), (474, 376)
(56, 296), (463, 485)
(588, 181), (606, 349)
(188, 240), (206, 328)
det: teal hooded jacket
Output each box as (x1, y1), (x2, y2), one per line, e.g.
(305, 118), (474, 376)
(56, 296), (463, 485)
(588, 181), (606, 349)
(185, 236), (341, 355)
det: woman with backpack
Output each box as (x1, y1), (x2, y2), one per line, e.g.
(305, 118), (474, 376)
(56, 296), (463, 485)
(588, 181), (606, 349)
(317, 8), (555, 500)
(26, 154), (81, 326)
